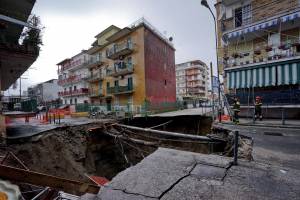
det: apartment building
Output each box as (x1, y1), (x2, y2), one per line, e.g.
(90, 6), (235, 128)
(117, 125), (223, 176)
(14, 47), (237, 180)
(27, 79), (59, 104)
(57, 51), (90, 105)
(216, 0), (300, 105)
(85, 18), (176, 112)
(176, 60), (209, 100)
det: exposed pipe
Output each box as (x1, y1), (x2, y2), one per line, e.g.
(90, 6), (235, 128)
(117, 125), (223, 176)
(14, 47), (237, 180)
(148, 120), (173, 129)
(31, 187), (50, 200)
(113, 124), (219, 142)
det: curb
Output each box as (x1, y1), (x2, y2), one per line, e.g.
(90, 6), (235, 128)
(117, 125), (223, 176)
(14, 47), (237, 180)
(217, 122), (300, 130)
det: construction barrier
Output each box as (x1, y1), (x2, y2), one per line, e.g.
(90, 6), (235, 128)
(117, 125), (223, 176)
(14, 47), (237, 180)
(70, 112), (89, 118)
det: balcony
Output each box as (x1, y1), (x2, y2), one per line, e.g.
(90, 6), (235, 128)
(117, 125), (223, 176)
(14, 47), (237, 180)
(89, 89), (104, 97)
(86, 72), (104, 82)
(187, 88), (206, 94)
(224, 40), (300, 69)
(58, 88), (89, 97)
(107, 85), (134, 95)
(85, 56), (104, 69)
(223, 8), (300, 42)
(111, 62), (134, 77)
(106, 42), (133, 60)
(58, 75), (82, 86)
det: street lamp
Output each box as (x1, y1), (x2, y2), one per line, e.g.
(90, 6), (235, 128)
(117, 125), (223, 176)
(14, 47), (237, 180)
(201, 0), (222, 123)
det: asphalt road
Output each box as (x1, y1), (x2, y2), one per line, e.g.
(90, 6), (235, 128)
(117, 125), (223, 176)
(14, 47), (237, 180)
(215, 123), (300, 170)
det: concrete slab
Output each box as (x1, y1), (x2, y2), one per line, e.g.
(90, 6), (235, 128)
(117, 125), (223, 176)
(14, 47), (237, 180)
(96, 148), (300, 200)
(190, 164), (226, 181)
(97, 148), (231, 199)
(98, 187), (156, 200)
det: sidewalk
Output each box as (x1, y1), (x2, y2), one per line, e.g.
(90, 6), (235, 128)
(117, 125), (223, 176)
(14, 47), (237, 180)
(221, 118), (300, 129)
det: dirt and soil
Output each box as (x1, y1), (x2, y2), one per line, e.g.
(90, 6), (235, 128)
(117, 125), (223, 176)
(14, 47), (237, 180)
(2, 119), (253, 184)
(6, 122), (140, 181)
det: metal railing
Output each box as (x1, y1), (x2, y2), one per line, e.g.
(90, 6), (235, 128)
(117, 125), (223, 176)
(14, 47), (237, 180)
(89, 89), (104, 97)
(58, 88), (89, 97)
(107, 85), (134, 94)
(86, 72), (104, 82)
(111, 63), (134, 76)
(106, 42), (133, 58)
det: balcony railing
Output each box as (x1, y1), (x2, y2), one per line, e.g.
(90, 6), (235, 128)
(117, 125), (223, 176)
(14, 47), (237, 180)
(85, 56), (104, 68)
(86, 72), (104, 82)
(89, 89), (104, 97)
(224, 40), (300, 68)
(111, 63), (134, 77)
(107, 85), (134, 95)
(187, 88), (206, 93)
(58, 75), (83, 86)
(106, 42), (133, 60)
(58, 88), (89, 97)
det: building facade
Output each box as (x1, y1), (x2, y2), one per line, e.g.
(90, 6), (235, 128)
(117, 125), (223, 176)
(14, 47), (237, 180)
(57, 51), (90, 105)
(27, 79), (59, 105)
(176, 60), (209, 100)
(216, 0), (300, 105)
(85, 18), (176, 112)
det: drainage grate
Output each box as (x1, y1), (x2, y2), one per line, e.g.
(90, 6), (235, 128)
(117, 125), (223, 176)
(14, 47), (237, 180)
(264, 132), (284, 136)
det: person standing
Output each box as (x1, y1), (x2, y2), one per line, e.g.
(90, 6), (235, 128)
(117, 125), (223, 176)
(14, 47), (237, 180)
(254, 96), (263, 121)
(232, 97), (240, 124)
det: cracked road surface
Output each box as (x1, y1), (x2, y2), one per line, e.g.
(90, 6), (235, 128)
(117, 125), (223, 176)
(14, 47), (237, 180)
(94, 148), (300, 200)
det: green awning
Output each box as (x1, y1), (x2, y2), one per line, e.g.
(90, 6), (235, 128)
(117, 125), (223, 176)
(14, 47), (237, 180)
(226, 61), (300, 89)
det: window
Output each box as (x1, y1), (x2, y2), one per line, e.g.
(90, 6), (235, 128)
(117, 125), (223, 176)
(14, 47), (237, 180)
(234, 7), (242, 27)
(73, 86), (77, 91)
(242, 4), (252, 25)
(128, 77), (133, 90)
(235, 4), (252, 28)
(99, 81), (103, 90)
(127, 57), (132, 65)
(65, 100), (67, 105)
(107, 82), (110, 89)
(127, 37), (132, 45)
(75, 98), (77, 104)
(70, 99), (73, 105)
(69, 87), (72, 92)
(114, 80), (119, 87)
(164, 80), (167, 86)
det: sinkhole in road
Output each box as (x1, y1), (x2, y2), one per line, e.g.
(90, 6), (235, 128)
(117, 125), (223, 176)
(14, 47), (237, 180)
(122, 115), (213, 135)
(5, 116), (233, 183)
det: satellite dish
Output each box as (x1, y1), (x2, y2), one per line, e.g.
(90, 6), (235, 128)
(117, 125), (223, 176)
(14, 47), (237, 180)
(169, 37), (173, 42)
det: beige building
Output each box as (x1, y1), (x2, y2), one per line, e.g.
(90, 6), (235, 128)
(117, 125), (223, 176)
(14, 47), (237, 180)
(176, 60), (209, 100)
(216, 0), (300, 106)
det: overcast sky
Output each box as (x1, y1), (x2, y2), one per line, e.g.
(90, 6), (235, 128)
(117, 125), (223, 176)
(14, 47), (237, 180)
(6, 0), (217, 95)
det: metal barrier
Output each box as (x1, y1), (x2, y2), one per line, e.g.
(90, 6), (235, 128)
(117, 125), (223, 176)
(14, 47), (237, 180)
(233, 130), (239, 166)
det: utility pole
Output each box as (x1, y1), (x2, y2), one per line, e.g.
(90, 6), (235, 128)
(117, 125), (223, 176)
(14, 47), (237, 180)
(210, 62), (215, 121)
(19, 77), (28, 102)
(201, 0), (222, 123)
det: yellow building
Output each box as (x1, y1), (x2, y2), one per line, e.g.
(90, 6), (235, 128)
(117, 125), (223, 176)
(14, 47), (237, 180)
(86, 18), (176, 113)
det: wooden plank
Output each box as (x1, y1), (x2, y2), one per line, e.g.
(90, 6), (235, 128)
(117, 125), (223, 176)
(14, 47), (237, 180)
(0, 164), (100, 195)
